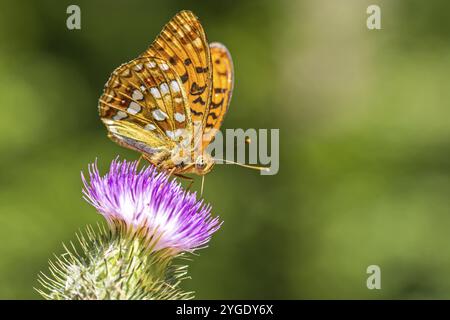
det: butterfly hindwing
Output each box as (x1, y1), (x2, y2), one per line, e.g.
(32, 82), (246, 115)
(202, 42), (234, 148)
(99, 56), (192, 162)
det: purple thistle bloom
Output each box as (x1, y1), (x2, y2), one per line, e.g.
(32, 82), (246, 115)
(81, 159), (222, 253)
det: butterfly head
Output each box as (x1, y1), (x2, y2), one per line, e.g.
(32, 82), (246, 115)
(193, 154), (215, 175)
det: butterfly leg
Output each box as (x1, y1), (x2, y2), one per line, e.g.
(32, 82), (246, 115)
(168, 167), (177, 179)
(136, 154), (144, 168)
(174, 173), (194, 191)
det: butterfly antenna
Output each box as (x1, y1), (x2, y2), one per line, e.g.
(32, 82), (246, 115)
(201, 175), (205, 196)
(213, 158), (270, 172)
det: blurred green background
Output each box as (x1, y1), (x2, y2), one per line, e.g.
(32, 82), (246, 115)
(0, 0), (449, 299)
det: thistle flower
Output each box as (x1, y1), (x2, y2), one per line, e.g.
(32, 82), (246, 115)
(81, 159), (222, 253)
(37, 158), (222, 300)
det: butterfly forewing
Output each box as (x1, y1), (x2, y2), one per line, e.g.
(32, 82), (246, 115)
(142, 10), (212, 128)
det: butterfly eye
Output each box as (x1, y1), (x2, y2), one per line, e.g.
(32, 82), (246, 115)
(195, 156), (207, 170)
(176, 161), (185, 168)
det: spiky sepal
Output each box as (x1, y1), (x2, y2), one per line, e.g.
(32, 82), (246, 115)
(36, 223), (194, 300)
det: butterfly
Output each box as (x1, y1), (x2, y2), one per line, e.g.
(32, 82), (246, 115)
(98, 10), (234, 178)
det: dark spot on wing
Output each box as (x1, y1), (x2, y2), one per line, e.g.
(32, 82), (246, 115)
(195, 66), (209, 73)
(191, 109), (204, 116)
(180, 72), (189, 83)
(190, 82), (207, 95)
(193, 97), (206, 105)
(214, 88), (227, 94)
(210, 98), (224, 109)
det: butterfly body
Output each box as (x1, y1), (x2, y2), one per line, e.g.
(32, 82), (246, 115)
(98, 11), (233, 176)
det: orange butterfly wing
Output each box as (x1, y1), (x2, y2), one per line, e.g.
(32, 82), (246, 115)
(142, 10), (212, 130)
(202, 42), (234, 149)
(99, 11), (234, 172)
(98, 56), (192, 162)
